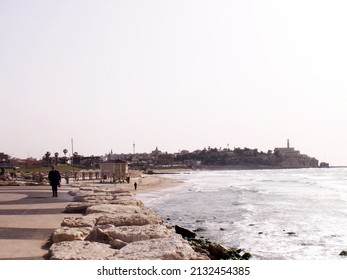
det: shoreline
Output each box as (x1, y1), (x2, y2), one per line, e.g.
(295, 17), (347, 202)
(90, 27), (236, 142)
(47, 172), (250, 260)
(47, 181), (208, 260)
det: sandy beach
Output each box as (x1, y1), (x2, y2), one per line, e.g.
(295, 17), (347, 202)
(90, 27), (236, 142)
(120, 174), (183, 194)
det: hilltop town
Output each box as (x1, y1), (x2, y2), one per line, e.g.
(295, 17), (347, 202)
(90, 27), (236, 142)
(1, 140), (329, 173)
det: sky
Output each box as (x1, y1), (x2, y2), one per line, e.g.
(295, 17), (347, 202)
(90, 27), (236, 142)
(1, 0), (347, 166)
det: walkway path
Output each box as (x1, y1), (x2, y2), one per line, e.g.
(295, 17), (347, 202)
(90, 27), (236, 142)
(0, 184), (81, 260)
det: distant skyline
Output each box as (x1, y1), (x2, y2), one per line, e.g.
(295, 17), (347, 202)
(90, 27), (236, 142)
(2, 138), (327, 160)
(1, 1), (347, 166)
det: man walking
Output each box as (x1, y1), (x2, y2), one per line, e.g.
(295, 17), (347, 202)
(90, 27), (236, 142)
(48, 165), (61, 197)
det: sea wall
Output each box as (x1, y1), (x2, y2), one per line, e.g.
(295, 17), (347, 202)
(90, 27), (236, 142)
(47, 185), (208, 260)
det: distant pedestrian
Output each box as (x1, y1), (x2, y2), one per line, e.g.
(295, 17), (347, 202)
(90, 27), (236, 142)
(11, 167), (16, 181)
(48, 165), (61, 197)
(134, 181), (137, 191)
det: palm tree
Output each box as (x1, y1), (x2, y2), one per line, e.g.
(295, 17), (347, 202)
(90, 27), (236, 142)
(45, 151), (51, 166)
(54, 152), (59, 165)
(63, 149), (68, 164)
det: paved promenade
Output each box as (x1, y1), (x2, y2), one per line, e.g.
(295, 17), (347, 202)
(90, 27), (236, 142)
(0, 183), (81, 260)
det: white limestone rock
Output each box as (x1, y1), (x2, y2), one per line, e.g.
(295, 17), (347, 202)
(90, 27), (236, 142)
(80, 194), (111, 202)
(86, 224), (175, 244)
(109, 198), (144, 207)
(85, 204), (143, 215)
(82, 195), (134, 204)
(65, 198), (142, 214)
(94, 187), (130, 194)
(49, 241), (117, 260)
(108, 237), (209, 260)
(52, 227), (92, 243)
(64, 202), (95, 213)
(104, 224), (175, 242)
(71, 191), (96, 202)
(61, 216), (97, 228)
(95, 213), (162, 227)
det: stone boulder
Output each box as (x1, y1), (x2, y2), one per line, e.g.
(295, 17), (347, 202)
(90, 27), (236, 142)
(339, 250), (347, 256)
(85, 204), (143, 215)
(61, 216), (97, 228)
(86, 224), (175, 244)
(70, 190), (95, 201)
(207, 242), (233, 260)
(80, 195), (114, 203)
(69, 184), (133, 197)
(175, 225), (196, 238)
(95, 213), (163, 227)
(49, 241), (117, 260)
(188, 239), (251, 260)
(93, 187), (130, 194)
(108, 237), (208, 260)
(64, 198), (144, 214)
(52, 227), (92, 243)
(111, 197), (144, 207)
(64, 202), (95, 214)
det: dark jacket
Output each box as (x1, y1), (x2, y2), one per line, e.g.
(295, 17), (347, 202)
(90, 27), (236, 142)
(48, 170), (61, 186)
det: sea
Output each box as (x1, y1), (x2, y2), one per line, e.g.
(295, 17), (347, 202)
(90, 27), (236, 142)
(137, 168), (347, 260)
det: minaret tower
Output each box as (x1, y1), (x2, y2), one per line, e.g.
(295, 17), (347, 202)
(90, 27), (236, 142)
(287, 139), (290, 148)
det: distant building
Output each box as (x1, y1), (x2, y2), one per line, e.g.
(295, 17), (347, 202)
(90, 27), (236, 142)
(149, 147), (174, 165)
(15, 158), (42, 168)
(72, 153), (83, 165)
(274, 140), (319, 168)
(184, 159), (202, 169)
(100, 159), (129, 182)
(151, 147), (160, 163)
(320, 162), (330, 168)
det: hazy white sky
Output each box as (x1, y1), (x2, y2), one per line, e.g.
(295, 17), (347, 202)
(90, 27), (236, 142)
(1, 0), (347, 165)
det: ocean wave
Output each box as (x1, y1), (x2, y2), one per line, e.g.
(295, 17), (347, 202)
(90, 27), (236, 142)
(140, 168), (347, 260)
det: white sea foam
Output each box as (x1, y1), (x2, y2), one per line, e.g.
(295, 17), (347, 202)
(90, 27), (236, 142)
(137, 168), (347, 260)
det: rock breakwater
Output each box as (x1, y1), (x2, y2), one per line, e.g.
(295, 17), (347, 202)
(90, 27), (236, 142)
(47, 185), (208, 260)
